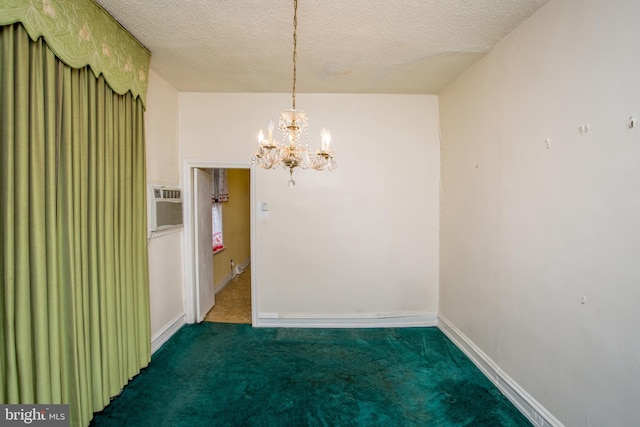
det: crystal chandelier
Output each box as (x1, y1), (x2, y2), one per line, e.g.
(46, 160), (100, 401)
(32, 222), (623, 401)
(252, 0), (336, 188)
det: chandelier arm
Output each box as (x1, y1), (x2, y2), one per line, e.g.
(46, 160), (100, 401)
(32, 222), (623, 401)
(292, 0), (297, 110)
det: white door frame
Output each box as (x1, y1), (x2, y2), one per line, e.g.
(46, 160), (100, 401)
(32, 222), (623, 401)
(182, 159), (257, 325)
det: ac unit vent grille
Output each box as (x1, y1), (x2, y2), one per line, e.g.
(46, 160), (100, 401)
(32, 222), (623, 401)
(155, 188), (181, 199)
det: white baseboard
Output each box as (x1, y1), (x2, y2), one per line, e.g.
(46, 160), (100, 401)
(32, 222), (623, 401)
(256, 312), (438, 328)
(438, 315), (563, 427)
(151, 313), (186, 354)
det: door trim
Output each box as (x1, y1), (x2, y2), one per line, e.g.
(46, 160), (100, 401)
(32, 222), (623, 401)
(182, 159), (257, 326)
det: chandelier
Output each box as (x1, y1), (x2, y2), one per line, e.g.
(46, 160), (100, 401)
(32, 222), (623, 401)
(252, 0), (336, 188)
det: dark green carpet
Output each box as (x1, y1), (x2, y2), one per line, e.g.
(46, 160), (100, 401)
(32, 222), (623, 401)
(90, 323), (530, 426)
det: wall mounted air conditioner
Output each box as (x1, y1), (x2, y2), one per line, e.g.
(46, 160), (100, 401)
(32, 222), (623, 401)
(148, 185), (183, 232)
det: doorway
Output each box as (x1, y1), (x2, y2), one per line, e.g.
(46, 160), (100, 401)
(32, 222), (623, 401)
(204, 267), (252, 323)
(182, 160), (257, 326)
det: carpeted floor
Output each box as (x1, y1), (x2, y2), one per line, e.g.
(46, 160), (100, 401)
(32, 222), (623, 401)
(90, 323), (530, 426)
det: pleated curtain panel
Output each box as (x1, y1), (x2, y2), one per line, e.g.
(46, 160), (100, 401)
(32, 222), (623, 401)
(1, 1), (152, 425)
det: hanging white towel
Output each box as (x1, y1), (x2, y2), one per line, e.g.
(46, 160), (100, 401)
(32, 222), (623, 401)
(212, 203), (224, 253)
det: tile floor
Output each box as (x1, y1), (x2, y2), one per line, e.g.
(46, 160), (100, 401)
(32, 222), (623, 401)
(204, 267), (251, 324)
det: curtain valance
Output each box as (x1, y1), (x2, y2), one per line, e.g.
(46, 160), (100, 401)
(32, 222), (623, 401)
(0, 0), (150, 106)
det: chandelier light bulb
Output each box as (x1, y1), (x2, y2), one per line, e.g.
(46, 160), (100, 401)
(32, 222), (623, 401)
(267, 119), (275, 142)
(321, 127), (331, 151)
(258, 129), (264, 144)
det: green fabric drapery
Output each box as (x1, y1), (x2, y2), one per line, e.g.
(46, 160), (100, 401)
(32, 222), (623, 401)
(0, 22), (150, 426)
(0, 0), (151, 106)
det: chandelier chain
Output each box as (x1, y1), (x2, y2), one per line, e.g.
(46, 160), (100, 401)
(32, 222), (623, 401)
(292, 0), (298, 110)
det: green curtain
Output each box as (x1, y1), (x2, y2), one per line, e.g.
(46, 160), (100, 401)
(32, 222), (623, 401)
(0, 23), (150, 426)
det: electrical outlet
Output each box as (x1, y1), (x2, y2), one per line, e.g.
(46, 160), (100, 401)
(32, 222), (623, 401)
(531, 410), (545, 426)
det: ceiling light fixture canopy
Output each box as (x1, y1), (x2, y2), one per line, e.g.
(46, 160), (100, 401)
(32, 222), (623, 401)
(252, 0), (336, 188)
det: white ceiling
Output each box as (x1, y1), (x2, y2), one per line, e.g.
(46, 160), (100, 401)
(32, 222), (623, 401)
(97, 0), (549, 94)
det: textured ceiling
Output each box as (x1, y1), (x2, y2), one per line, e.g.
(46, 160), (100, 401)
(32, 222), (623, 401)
(97, 0), (549, 94)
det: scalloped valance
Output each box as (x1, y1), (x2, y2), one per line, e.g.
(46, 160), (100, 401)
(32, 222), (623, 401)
(0, 0), (150, 106)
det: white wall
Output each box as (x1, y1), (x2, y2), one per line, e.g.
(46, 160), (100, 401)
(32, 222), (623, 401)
(179, 93), (440, 324)
(439, 0), (640, 425)
(145, 70), (185, 347)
